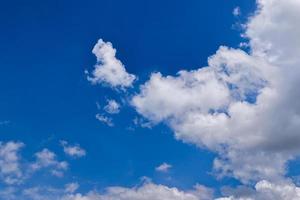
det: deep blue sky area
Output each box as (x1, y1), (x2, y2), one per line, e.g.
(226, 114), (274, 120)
(0, 0), (255, 192)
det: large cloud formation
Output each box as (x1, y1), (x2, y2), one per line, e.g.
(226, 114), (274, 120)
(132, 0), (300, 183)
(2, 0), (300, 199)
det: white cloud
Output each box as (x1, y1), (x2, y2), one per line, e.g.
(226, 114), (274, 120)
(155, 163), (172, 173)
(0, 141), (24, 185)
(0, 181), (214, 200)
(87, 39), (136, 89)
(104, 99), (120, 114)
(218, 180), (300, 200)
(131, 47), (276, 182)
(31, 148), (68, 177)
(246, 0), (300, 66)
(61, 141), (86, 158)
(63, 182), (211, 200)
(132, 0), (300, 183)
(95, 114), (114, 127)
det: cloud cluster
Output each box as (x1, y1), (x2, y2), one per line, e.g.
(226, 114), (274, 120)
(0, 141), (24, 184)
(0, 180), (216, 200)
(217, 180), (300, 200)
(0, 140), (86, 187)
(31, 148), (68, 177)
(2, 178), (300, 200)
(87, 39), (136, 89)
(68, 183), (215, 200)
(2, 0), (299, 199)
(131, 0), (300, 183)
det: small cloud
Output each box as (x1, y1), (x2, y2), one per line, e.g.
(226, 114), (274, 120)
(233, 6), (241, 16)
(104, 99), (120, 114)
(60, 141), (86, 158)
(31, 149), (68, 177)
(65, 182), (79, 193)
(87, 39), (136, 89)
(96, 114), (114, 127)
(155, 163), (172, 173)
(51, 170), (64, 177)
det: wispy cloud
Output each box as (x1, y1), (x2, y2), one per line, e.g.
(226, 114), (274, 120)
(96, 114), (114, 127)
(60, 140), (86, 158)
(155, 163), (172, 173)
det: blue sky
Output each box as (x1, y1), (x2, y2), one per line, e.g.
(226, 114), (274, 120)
(1, 0), (300, 199)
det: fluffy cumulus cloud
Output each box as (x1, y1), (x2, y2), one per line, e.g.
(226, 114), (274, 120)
(217, 180), (300, 200)
(31, 148), (68, 177)
(63, 182), (213, 200)
(87, 39), (136, 89)
(132, 0), (300, 184)
(0, 141), (24, 185)
(0, 140), (78, 187)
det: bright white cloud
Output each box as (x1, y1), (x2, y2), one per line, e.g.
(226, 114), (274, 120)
(0, 141), (24, 185)
(61, 141), (86, 158)
(246, 0), (300, 66)
(87, 39), (136, 89)
(155, 162), (172, 173)
(63, 182), (212, 200)
(104, 99), (120, 114)
(218, 180), (300, 200)
(132, 0), (300, 183)
(31, 148), (68, 177)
